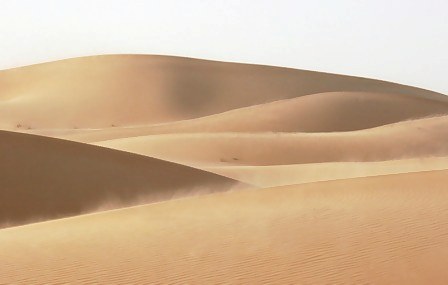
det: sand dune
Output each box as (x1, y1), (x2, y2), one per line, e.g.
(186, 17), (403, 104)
(0, 131), (244, 228)
(1, 169), (448, 284)
(1, 54), (447, 284)
(96, 115), (448, 167)
(1, 55), (446, 131)
(207, 156), (448, 187)
(42, 90), (448, 143)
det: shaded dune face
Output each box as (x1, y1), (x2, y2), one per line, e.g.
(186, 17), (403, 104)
(0, 55), (446, 130)
(0, 131), (243, 228)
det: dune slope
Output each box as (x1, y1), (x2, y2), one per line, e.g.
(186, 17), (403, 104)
(207, 156), (448, 187)
(0, 131), (244, 227)
(49, 90), (448, 143)
(1, 55), (446, 130)
(1, 169), (448, 284)
(96, 115), (448, 167)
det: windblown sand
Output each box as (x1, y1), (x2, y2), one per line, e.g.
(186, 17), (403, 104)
(1, 55), (447, 284)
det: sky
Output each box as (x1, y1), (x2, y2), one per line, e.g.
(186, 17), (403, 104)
(0, 0), (446, 94)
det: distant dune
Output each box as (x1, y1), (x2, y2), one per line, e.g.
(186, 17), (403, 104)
(0, 55), (447, 284)
(96, 116), (448, 166)
(1, 55), (446, 131)
(46, 90), (448, 143)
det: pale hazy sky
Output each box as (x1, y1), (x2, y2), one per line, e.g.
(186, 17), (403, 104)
(0, 0), (446, 94)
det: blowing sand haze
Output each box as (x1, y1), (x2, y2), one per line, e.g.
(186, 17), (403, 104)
(1, 55), (448, 284)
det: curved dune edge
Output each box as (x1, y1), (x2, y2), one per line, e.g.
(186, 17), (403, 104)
(95, 115), (448, 167)
(1, 169), (448, 284)
(0, 131), (247, 228)
(1, 54), (446, 130)
(206, 156), (448, 187)
(28, 90), (448, 143)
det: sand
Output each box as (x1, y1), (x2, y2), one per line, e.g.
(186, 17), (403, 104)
(1, 55), (446, 131)
(34, 90), (448, 143)
(1, 170), (448, 284)
(95, 115), (448, 167)
(0, 131), (244, 228)
(206, 156), (448, 187)
(1, 55), (447, 284)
